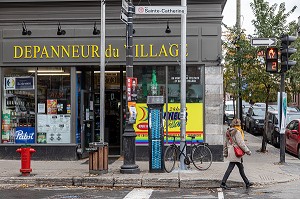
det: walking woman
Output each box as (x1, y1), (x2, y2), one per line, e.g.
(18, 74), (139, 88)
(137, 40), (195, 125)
(220, 118), (253, 190)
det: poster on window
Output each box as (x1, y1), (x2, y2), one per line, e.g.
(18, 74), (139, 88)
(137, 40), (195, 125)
(134, 103), (204, 145)
(47, 99), (57, 114)
(37, 132), (47, 144)
(126, 77), (138, 102)
(4, 77), (34, 90)
(37, 114), (70, 143)
(15, 127), (35, 144)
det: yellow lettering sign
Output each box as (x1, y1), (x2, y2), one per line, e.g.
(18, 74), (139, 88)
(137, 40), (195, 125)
(158, 44), (168, 57)
(24, 46), (32, 58)
(81, 45), (90, 58)
(61, 45), (70, 58)
(149, 44), (158, 57)
(51, 46), (59, 58)
(14, 46), (23, 59)
(91, 45), (99, 58)
(13, 43), (188, 59)
(169, 44), (178, 57)
(33, 46), (41, 58)
(72, 45), (80, 58)
(40, 46), (50, 58)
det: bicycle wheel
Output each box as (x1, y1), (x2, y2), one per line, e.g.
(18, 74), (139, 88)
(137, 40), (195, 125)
(164, 145), (177, 173)
(191, 144), (212, 170)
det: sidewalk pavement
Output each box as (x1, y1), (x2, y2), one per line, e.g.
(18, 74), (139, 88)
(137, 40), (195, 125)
(1, 131), (300, 188)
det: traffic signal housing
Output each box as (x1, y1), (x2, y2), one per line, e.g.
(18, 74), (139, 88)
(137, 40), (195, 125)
(280, 35), (297, 72)
(266, 47), (278, 73)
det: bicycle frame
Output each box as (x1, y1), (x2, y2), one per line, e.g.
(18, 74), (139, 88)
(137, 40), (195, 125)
(164, 135), (212, 172)
(168, 136), (196, 160)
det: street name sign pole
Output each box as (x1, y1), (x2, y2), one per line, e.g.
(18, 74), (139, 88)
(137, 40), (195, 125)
(120, 0), (140, 174)
(135, 3), (187, 170)
(179, 0), (187, 170)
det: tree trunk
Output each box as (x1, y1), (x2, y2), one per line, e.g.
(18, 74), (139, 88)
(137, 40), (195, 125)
(260, 87), (270, 152)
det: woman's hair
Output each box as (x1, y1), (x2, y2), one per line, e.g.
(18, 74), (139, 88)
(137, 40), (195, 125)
(231, 118), (241, 126)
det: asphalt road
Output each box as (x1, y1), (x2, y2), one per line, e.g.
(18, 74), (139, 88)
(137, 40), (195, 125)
(1, 182), (300, 199)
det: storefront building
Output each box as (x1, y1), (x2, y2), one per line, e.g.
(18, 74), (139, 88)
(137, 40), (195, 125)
(0, 0), (226, 161)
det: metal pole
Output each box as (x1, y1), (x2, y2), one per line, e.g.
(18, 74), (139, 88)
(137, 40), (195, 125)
(120, 0), (140, 174)
(236, 0), (242, 120)
(166, 65), (169, 144)
(180, 0), (187, 170)
(100, 0), (105, 143)
(279, 71), (285, 163)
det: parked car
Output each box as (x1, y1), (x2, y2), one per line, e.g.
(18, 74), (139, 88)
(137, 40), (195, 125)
(244, 106), (266, 135)
(285, 119), (300, 159)
(268, 104), (299, 112)
(253, 102), (266, 107)
(266, 111), (300, 148)
(287, 107), (299, 112)
(269, 104), (278, 111)
(224, 100), (250, 126)
(242, 104), (251, 130)
(224, 100), (235, 125)
(266, 111), (280, 147)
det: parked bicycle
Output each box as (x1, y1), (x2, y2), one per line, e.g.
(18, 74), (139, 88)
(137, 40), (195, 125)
(164, 135), (212, 172)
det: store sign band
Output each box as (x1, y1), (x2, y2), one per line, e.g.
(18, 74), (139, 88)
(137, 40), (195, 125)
(3, 38), (200, 63)
(13, 43), (188, 59)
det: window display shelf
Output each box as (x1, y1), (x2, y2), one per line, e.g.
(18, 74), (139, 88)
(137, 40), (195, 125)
(2, 90), (36, 144)
(5, 90), (35, 113)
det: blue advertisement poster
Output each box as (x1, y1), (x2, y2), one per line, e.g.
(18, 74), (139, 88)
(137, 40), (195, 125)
(15, 77), (34, 90)
(15, 127), (35, 144)
(4, 77), (34, 90)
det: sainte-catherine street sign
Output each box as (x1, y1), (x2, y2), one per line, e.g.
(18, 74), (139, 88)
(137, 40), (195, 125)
(135, 6), (187, 15)
(251, 38), (277, 46)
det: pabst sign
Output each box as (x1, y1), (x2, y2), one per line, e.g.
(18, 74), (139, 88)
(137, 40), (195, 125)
(15, 127), (35, 144)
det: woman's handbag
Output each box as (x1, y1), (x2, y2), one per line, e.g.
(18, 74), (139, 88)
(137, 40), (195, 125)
(233, 145), (245, 157)
(226, 129), (245, 157)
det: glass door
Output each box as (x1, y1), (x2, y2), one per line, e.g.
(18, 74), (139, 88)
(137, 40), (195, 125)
(94, 70), (123, 156)
(80, 90), (94, 150)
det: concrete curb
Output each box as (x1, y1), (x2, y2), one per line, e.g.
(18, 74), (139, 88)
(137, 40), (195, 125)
(0, 173), (299, 188)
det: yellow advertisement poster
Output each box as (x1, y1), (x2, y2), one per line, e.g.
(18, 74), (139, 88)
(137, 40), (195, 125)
(134, 103), (203, 145)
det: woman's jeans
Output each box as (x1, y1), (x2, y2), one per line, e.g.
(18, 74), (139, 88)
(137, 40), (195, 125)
(221, 162), (249, 184)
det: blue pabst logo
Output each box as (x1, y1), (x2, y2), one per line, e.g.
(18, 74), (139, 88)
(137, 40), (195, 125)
(15, 127), (35, 144)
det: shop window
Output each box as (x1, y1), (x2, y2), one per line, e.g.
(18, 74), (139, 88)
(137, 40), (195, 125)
(37, 67), (71, 144)
(133, 66), (166, 103)
(2, 67), (35, 144)
(132, 65), (203, 103)
(168, 65), (203, 103)
(132, 65), (204, 146)
(1, 67), (71, 144)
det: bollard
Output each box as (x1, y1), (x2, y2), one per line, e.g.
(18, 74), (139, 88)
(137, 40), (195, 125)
(16, 145), (36, 176)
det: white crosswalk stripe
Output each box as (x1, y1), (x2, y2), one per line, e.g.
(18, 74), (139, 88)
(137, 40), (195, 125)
(123, 188), (153, 199)
(217, 188), (224, 199)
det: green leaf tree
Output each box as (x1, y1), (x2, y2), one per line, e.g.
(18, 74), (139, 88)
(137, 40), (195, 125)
(223, 0), (298, 153)
(250, 0), (297, 152)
